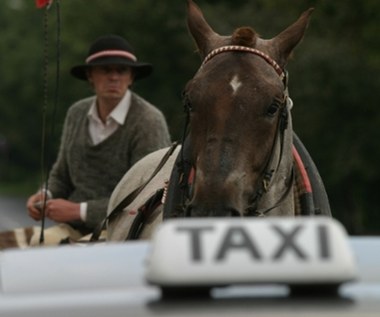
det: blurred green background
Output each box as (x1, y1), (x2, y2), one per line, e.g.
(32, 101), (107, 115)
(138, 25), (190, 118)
(0, 0), (379, 234)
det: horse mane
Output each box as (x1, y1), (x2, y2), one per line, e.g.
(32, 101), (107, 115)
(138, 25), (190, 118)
(231, 27), (258, 47)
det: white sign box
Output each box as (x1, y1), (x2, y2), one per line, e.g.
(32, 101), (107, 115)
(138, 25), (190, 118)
(146, 217), (357, 287)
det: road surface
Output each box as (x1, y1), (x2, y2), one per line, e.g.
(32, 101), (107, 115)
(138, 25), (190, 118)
(0, 196), (53, 231)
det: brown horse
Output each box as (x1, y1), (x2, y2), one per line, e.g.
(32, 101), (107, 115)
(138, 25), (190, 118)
(178, 2), (306, 218)
(106, 0), (329, 241)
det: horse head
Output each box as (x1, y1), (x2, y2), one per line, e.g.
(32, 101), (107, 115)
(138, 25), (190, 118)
(183, 0), (313, 218)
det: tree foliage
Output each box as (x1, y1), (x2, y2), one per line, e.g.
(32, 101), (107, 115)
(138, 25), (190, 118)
(0, 0), (379, 234)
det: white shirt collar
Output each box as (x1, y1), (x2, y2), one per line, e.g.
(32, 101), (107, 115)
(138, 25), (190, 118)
(87, 89), (132, 125)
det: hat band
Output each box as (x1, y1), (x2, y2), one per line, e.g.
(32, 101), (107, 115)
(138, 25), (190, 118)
(86, 50), (137, 64)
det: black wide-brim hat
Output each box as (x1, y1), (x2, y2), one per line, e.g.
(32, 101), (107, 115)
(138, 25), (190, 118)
(70, 34), (153, 81)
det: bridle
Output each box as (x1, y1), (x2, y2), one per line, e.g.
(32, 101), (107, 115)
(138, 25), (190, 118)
(176, 45), (293, 217)
(201, 45), (285, 82)
(245, 103), (293, 217)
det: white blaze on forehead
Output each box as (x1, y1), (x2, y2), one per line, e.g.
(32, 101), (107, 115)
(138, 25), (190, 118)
(230, 75), (242, 94)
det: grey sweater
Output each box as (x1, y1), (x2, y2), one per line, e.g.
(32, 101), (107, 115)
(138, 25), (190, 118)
(48, 92), (171, 232)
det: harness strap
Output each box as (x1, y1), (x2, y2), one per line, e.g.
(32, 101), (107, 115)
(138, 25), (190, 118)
(202, 45), (285, 81)
(125, 188), (164, 240)
(250, 167), (294, 217)
(163, 106), (193, 219)
(262, 105), (289, 189)
(292, 141), (315, 215)
(90, 142), (179, 242)
(249, 143), (317, 217)
(246, 102), (289, 215)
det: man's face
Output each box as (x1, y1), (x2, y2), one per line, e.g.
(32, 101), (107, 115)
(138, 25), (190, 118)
(87, 64), (134, 102)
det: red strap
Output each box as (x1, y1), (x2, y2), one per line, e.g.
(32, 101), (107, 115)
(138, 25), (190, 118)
(292, 145), (312, 193)
(188, 167), (196, 185)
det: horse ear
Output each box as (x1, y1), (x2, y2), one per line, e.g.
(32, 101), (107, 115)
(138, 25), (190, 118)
(186, 0), (219, 59)
(272, 8), (314, 67)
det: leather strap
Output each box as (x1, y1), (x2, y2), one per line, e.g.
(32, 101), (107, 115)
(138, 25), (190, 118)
(90, 142), (179, 242)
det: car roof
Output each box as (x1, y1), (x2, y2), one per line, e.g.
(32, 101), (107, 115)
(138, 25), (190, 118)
(1, 237), (380, 317)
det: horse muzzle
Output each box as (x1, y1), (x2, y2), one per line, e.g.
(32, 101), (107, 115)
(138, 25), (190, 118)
(185, 203), (242, 217)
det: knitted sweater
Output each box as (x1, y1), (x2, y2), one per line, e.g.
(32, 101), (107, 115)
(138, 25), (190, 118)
(48, 92), (171, 232)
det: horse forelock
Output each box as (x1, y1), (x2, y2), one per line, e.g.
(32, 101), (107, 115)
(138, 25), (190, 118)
(231, 27), (258, 47)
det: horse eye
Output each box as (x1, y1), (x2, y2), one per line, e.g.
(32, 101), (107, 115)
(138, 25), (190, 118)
(267, 103), (280, 116)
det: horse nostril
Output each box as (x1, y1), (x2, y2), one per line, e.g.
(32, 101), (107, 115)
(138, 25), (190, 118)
(229, 208), (242, 217)
(185, 204), (193, 217)
(186, 201), (242, 217)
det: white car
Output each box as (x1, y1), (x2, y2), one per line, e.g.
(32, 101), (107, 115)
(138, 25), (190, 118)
(0, 217), (379, 317)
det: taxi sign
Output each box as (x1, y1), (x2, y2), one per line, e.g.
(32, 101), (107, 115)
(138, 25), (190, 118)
(145, 217), (357, 288)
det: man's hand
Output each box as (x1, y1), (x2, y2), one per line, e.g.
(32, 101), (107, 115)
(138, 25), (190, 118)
(26, 194), (81, 223)
(45, 199), (81, 222)
(26, 192), (48, 221)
